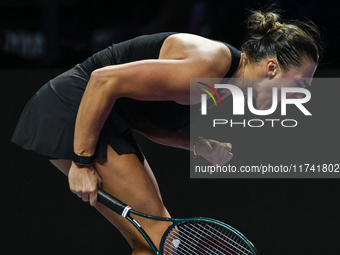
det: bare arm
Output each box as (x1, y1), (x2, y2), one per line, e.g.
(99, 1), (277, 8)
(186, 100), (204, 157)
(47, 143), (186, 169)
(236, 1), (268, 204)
(70, 59), (202, 204)
(132, 123), (191, 151)
(132, 123), (233, 167)
(74, 58), (214, 156)
(69, 34), (232, 203)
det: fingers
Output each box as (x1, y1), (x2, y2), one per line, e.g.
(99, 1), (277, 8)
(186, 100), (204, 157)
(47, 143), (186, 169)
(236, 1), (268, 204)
(214, 143), (233, 166)
(198, 139), (229, 166)
(219, 148), (233, 166)
(218, 142), (231, 152)
(224, 143), (233, 161)
(89, 190), (98, 207)
(88, 171), (102, 206)
(81, 191), (90, 202)
(68, 163), (100, 206)
(206, 140), (233, 166)
(73, 189), (95, 203)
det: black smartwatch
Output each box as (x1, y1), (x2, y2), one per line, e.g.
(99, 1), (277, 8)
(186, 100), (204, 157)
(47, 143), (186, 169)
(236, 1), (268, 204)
(72, 152), (94, 165)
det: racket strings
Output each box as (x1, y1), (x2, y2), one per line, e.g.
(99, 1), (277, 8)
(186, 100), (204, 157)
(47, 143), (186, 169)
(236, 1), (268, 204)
(162, 221), (254, 255)
(190, 223), (248, 254)
(168, 226), (230, 255)
(165, 225), (247, 255)
(182, 224), (247, 255)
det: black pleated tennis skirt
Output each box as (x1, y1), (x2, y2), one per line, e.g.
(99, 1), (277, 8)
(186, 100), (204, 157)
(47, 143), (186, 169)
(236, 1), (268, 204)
(11, 47), (144, 162)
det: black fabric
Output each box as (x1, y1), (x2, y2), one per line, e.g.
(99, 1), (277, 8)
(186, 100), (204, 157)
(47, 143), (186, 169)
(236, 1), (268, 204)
(223, 43), (241, 78)
(12, 32), (241, 162)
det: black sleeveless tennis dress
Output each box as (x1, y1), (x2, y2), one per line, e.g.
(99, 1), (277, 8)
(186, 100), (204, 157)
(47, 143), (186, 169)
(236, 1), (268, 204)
(11, 32), (241, 162)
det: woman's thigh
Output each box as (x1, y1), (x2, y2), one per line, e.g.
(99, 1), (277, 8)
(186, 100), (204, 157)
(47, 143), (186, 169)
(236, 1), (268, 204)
(50, 144), (171, 252)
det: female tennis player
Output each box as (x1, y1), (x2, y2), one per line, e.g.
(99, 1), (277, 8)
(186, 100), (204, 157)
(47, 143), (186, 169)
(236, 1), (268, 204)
(12, 9), (321, 255)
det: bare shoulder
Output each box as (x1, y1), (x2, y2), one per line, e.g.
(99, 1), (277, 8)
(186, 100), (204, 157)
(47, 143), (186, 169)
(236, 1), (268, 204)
(159, 33), (232, 77)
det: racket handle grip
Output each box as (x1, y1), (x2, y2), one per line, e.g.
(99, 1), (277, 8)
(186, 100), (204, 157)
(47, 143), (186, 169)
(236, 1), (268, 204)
(97, 188), (130, 216)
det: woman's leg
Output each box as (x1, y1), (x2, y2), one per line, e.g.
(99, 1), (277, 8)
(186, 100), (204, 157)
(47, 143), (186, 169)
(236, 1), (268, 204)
(50, 144), (171, 255)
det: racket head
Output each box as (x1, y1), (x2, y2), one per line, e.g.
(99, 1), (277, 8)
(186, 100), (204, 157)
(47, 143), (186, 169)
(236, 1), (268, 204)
(159, 217), (258, 255)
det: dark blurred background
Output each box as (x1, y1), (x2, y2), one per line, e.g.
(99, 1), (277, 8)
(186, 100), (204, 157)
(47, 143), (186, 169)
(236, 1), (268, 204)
(1, 0), (339, 71)
(2, 0), (340, 254)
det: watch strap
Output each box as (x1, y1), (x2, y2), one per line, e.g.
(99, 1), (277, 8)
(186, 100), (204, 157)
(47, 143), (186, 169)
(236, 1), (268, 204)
(72, 152), (94, 165)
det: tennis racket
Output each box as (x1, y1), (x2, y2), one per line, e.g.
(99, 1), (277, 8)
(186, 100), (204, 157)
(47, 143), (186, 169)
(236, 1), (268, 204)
(97, 188), (259, 255)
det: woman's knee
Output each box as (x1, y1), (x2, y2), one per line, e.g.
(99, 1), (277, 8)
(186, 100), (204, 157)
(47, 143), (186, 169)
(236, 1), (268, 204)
(50, 145), (170, 252)
(129, 218), (171, 254)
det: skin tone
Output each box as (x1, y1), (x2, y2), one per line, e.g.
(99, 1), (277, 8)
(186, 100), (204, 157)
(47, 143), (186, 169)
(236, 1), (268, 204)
(69, 33), (234, 205)
(241, 55), (317, 110)
(50, 33), (317, 255)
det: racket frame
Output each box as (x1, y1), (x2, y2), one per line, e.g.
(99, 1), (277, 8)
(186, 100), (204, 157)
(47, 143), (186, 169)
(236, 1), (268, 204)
(98, 189), (258, 255)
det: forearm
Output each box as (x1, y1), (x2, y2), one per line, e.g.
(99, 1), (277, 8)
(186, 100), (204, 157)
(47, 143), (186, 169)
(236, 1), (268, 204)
(74, 73), (117, 156)
(73, 55), (202, 156)
(132, 123), (192, 151)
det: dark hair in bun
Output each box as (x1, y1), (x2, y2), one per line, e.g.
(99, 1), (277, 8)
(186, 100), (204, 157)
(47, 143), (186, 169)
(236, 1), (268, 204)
(247, 11), (281, 36)
(241, 7), (323, 70)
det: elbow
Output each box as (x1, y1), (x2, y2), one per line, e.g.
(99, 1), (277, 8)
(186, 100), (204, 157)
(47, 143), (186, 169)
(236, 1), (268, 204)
(89, 68), (108, 86)
(88, 68), (119, 97)
(90, 68), (102, 80)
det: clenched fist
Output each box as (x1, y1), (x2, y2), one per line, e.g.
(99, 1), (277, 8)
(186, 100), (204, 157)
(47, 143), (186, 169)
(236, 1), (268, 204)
(68, 162), (102, 206)
(196, 138), (233, 166)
